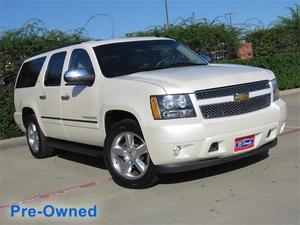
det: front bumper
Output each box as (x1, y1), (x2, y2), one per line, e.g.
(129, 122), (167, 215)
(156, 138), (277, 174)
(142, 99), (286, 166)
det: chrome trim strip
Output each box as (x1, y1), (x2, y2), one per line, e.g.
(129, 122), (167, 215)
(197, 88), (271, 105)
(41, 116), (97, 124)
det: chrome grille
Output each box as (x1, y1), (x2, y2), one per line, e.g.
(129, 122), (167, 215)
(200, 94), (271, 119)
(195, 80), (270, 100)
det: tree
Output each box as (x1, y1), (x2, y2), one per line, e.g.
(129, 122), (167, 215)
(279, 4), (300, 29)
(246, 4), (300, 56)
(0, 20), (88, 88)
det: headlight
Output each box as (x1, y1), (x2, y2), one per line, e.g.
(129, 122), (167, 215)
(270, 79), (280, 101)
(150, 94), (196, 119)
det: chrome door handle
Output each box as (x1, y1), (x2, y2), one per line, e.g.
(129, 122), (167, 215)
(61, 95), (70, 101)
(39, 95), (46, 100)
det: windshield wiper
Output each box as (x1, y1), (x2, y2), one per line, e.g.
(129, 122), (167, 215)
(113, 67), (161, 77)
(161, 62), (207, 69)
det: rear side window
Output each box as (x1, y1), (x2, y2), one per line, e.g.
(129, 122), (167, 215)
(16, 57), (46, 88)
(44, 52), (66, 86)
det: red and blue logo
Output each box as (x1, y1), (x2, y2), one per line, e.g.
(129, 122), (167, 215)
(234, 135), (255, 152)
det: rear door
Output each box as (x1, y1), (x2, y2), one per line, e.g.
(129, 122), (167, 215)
(60, 48), (100, 145)
(38, 51), (67, 139)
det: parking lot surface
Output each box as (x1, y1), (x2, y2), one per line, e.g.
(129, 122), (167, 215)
(0, 93), (299, 225)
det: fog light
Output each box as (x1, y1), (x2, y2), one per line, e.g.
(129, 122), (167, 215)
(173, 146), (182, 157)
(209, 142), (219, 152)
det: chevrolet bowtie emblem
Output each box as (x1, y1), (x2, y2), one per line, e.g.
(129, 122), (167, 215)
(234, 93), (249, 102)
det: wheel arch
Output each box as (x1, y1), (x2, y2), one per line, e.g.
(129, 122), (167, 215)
(22, 107), (35, 128)
(21, 105), (47, 136)
(104, 109), (142, 135)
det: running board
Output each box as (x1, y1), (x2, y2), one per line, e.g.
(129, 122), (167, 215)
(48, 138), (103, 158)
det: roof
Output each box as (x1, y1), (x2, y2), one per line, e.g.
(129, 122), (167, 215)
(82, 36), (173, 47)
(25, 36), (173, 62)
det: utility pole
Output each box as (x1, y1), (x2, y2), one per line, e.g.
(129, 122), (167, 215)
(224, 12), (234, 27)
(164, 0), (170, 28)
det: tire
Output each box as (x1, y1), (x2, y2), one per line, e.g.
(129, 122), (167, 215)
(104, 119), (158, 189)
(26, 114), (55, 158)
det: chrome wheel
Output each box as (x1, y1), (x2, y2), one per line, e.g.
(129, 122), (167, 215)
(27, 122), (39, 153)
(111, 132), (149, 180)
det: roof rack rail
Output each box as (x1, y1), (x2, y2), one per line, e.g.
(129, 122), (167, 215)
(29, 41), (84, 57)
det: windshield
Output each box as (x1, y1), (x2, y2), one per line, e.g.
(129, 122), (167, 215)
(93, 40), (207, 78)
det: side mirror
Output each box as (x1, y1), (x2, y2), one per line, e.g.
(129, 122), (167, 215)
(200, 55), (211, 63)
(64, 69), (94, 86)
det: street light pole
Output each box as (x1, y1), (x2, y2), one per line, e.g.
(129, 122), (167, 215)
(224, 12), (234, 27)
(164, 0), (170, 28)
(84, 13), (114, 39)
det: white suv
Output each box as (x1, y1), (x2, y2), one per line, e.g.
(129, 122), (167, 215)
(14, 37), (287, 188)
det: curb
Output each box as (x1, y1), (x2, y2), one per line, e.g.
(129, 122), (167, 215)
(0, 136), (26, 150)
(280, 88), (300, 96)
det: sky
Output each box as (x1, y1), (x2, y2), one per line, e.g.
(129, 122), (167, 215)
(0, 0), (299, 39)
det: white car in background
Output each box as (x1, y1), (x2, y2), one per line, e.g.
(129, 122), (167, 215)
(14, 37), (286, 188)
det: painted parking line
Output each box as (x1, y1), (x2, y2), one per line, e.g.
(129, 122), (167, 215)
(280, 127), (300, 137)
(0, 176), (112, 210)
(286, 125), (300, 128)
(0, 128), (299, 211)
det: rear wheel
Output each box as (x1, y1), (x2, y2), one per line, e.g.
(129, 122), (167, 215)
(104, 119), (158, 188)
(26, 114), (54, 158)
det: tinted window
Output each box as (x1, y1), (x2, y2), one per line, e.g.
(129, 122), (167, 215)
(44, 52), (66, 86)
(16, 57), (46, 88)
(93, 40), (207, 78)
(69, 49), (94, 75)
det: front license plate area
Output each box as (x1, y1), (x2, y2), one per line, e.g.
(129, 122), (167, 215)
(234, 135), (255, 152)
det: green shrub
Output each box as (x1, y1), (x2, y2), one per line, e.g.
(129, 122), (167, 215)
(247, 4), (300, 56)
(247, 26), (299, 57)
(0, 87), (23, 139)
(221, 52), (300, 90)
(126, 23), (240, 60)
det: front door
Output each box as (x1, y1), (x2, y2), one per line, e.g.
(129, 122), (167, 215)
(60, 48), (100, 145)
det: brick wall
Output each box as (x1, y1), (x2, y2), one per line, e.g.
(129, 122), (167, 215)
(237, 42), (253, 59)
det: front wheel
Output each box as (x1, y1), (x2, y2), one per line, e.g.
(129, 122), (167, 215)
(104, 119), (158, 188)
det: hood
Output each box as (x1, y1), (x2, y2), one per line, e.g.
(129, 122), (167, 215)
(118, 64), (275, 94)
